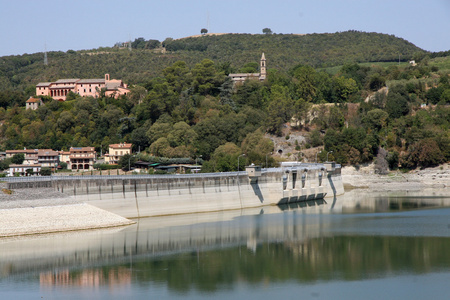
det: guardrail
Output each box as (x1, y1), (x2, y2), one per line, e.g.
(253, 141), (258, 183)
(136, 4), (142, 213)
(1, 168), (284, 183)
(1, 166), (342, 184)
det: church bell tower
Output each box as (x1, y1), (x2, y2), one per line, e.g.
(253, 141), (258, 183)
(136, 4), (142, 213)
(260, 53), (267, 80)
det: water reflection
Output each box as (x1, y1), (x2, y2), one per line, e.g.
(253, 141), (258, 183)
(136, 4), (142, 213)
(40, 267), (131, 289)
(1, 193), (450, 295)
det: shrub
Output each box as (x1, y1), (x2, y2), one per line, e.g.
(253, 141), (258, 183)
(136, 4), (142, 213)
(94, 163), (120, 170)
(40, 167), (51, 176)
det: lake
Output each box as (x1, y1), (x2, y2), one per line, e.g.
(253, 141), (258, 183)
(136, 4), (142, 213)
(1, 189), (450, 299)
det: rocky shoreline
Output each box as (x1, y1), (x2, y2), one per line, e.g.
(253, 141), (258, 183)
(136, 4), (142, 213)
(341, 163), (450, 191)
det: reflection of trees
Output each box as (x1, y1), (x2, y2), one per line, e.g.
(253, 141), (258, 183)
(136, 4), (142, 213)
(122, 236), (450, 292)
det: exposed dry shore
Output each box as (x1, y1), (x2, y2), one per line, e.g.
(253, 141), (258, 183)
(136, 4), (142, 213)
(0, 163), (448, 237)
(0, 183), (134, 237)
(341, 163), (450, 191)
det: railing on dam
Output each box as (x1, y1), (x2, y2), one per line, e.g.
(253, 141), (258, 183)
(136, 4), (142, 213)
(2, 168), (282, 184)
(3, 168), (284, 191)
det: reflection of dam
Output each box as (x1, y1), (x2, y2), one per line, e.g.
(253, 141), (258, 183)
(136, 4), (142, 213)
(1, 194), (449, 279)
(338, 188), (450, 213)
(2, 201), (450, 291)
(0, 202), (331, 277)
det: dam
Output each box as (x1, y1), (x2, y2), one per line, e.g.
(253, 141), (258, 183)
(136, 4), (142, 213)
(6, 162), (344, 219)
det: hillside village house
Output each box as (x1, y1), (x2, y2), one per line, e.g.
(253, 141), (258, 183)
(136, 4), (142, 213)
(105, 143), (132, 164)
(8, 164), (42, 177)
(6, 149), (59, 169)
(25, 97), (44, 110)
(228, 53), (267, 84)
(5, 147), (97, 175)
(6, 149), (39, 165)
(37, 149), (59, 168)
(36, 74), (129, 101)
(65, 147), (96, 170)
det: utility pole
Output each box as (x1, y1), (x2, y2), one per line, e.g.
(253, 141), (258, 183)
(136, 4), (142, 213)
(44, 43), (48, 66)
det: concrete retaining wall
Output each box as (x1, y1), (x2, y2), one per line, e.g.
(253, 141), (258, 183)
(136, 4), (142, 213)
(6, 165), (344, 218)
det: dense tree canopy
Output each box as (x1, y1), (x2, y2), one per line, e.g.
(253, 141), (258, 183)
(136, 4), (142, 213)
(0, 31), (449, 172)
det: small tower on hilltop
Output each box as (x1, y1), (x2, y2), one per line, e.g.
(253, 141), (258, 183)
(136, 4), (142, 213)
(259, 53), (267, 80)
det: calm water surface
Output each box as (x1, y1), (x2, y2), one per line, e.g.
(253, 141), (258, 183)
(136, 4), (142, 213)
(1, 191), (450, 299)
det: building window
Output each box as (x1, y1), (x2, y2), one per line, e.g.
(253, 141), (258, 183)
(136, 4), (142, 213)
(84, 89), (86, 92)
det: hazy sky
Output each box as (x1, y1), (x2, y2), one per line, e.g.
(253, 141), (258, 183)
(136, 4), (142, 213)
(1, 0), (450, 57)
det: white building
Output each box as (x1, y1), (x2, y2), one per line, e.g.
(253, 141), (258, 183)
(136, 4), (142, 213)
(229, 53), (267, 84)
(8, 164), (41, 177)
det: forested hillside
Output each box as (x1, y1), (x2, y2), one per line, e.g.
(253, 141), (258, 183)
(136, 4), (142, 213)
(0, 31), (425, 92)
(0, 31), (449, 173)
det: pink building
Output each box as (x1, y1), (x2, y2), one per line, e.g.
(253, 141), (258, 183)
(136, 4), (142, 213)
(36, 74), (129, 101)
(68, 147), (96, 170)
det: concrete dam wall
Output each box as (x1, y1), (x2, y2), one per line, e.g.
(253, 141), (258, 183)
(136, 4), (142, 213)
(7, 163), (344, 219)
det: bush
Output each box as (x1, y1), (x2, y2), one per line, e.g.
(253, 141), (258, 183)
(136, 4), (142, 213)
(40, 168), (51, 176)
(93, 163), (120, 170)
(386, 151), (399, 170)
(401, 138), (445, 168)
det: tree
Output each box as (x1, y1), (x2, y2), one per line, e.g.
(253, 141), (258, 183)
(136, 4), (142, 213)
(262, 28), (272, 35)
(241, 129), (274, 157)
(367, 73), (386, 91)
(11, 153), (25, 164)
(405, 138), (445, 168)
(118, 153), (137, 171)
(192, 59), (224, 95)
(374, 148), (389, 174)
(308, 129), (323, 147)
(291, 65), (318, 102)
(363, 109), (389, 131)
(332, 76), (358, 102)
(147, 122), (172, 145)
(210, 142), (242, 172)
(149, 137), (171, 157)
(131, 37), (146, 49)
(201, 28), (208, 35)
(40, 167), (51, 176)
(386, 92), (409, 118)
(386, 151), (399, 170)
(0, 158), (11, 171)
(167, 121), (198, 147)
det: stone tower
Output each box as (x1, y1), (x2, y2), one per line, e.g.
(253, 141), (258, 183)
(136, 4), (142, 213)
(260, 53), (267, 80)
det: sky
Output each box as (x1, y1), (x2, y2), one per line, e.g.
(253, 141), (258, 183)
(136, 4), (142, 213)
(1, 0), (450, 57)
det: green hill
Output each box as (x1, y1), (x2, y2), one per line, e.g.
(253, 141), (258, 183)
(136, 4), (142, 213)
(0, 31), (426, 91)
(0, 31), (449, 171)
